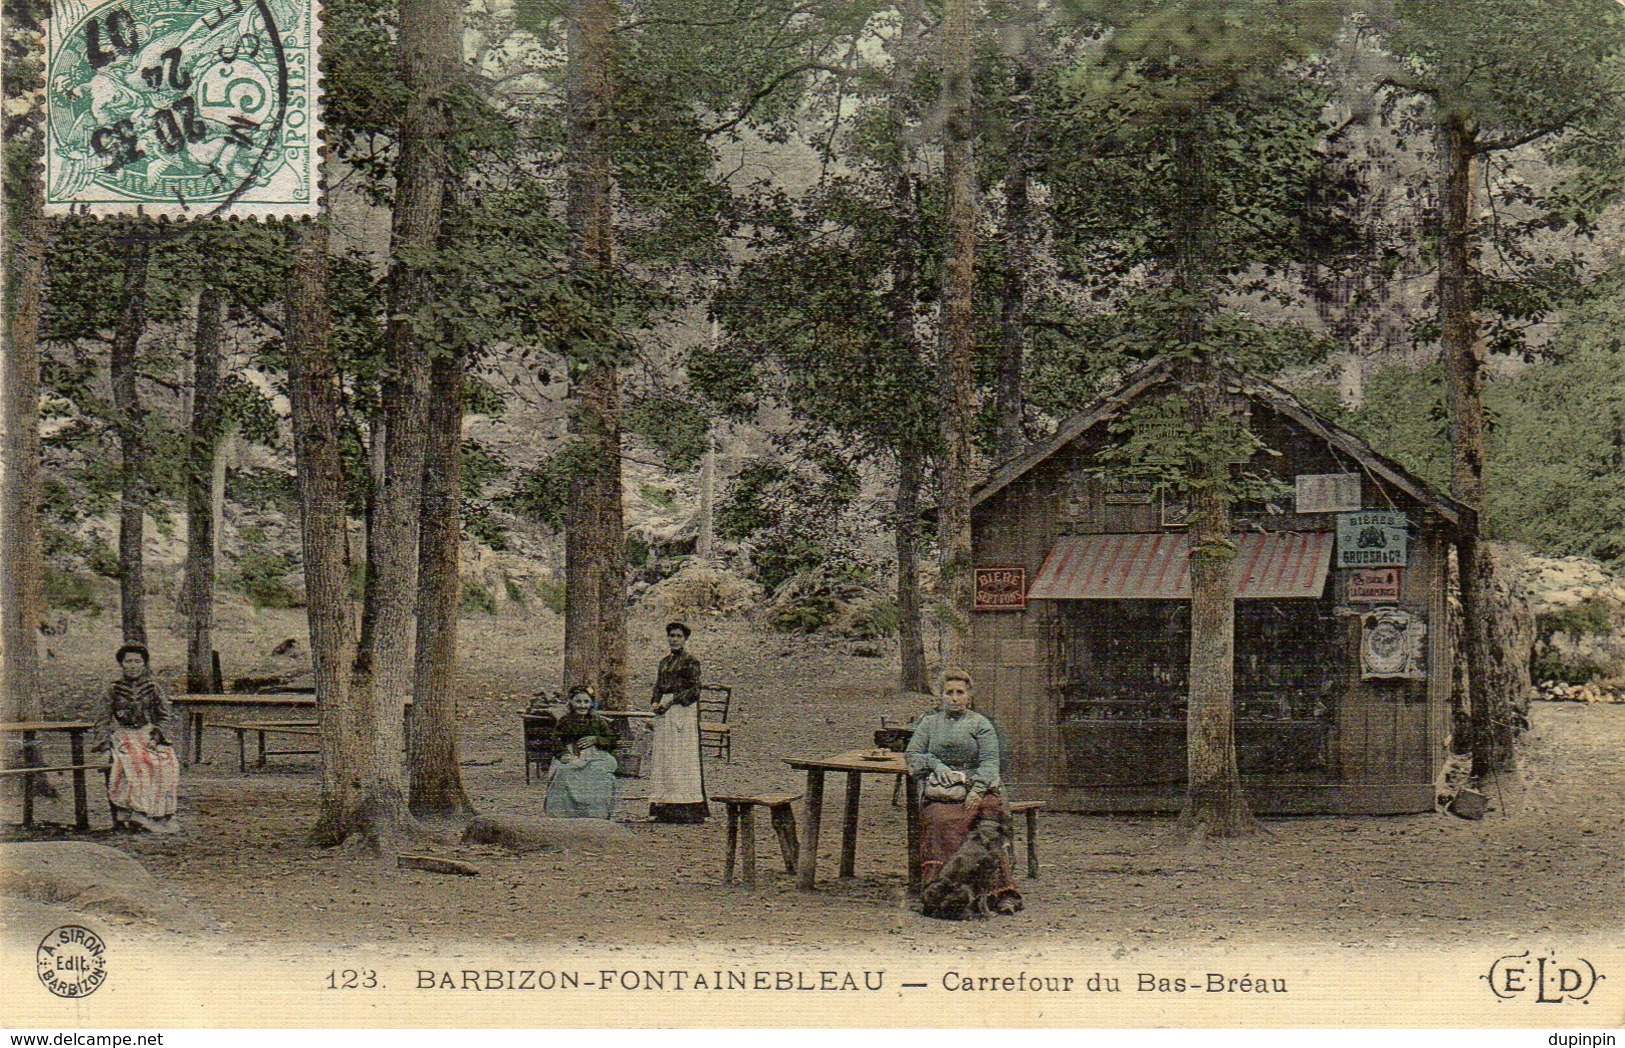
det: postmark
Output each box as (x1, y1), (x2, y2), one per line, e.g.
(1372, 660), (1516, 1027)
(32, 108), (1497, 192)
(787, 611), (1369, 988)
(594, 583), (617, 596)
(34, 925), (107, 999)
(44, 0), (319, 218)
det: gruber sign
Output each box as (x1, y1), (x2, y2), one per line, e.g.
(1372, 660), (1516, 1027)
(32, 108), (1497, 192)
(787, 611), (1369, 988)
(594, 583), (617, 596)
(1336, 510), (1409, 568)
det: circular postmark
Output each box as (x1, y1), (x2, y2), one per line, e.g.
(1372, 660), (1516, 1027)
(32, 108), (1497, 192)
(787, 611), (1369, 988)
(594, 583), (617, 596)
(35, 925), (108, 999)
(44, 0), (308, 217)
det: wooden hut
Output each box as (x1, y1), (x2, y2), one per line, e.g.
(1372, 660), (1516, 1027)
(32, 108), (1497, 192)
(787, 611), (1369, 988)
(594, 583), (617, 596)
(969, 361), (1467, 814)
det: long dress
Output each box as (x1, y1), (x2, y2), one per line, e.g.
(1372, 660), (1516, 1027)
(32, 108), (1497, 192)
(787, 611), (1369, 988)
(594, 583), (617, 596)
(905, 708), (1019, 906)
(647, 649), (708, 823)
(544, 712), (619, 819)
(96, 675), (181, 833)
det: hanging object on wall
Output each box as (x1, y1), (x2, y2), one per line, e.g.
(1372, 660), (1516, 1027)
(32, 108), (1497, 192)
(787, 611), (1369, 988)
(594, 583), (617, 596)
(1348, 567), (1402, 602)
(974, 567), (1027, 611)
(1360, 608), (1427, 680)
(1336, 509), (1410, 567)
(1296, 473), (1362, 513)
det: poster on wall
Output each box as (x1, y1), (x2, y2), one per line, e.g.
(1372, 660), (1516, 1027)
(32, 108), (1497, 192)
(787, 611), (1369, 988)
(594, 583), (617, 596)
(974, 567), (1027, 611)
(1336, 509), (1410, 567)
(1360, 607), (1428, 680)
(1347, 567), (1402, 601)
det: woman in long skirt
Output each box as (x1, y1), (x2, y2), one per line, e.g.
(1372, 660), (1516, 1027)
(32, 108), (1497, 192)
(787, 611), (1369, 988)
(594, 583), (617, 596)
(545, 687), (620, 819)
(905, 668), (1021, 914)
(95, 644), (181, 834)
(647, 621), (708, 823)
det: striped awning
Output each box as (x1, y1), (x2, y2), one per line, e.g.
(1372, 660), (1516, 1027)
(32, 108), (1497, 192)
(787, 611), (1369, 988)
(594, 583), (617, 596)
(1026, 532), (1334, 600)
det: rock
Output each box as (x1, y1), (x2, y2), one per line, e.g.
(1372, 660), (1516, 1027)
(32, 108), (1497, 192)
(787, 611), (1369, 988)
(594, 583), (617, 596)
(1449, 789), (1488, 821)
(0, 842), (213, 933)
(461, 814), (634, 855)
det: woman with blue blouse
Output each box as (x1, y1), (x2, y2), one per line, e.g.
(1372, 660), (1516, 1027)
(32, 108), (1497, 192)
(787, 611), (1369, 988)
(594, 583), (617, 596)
(905, 668), (1021, 914)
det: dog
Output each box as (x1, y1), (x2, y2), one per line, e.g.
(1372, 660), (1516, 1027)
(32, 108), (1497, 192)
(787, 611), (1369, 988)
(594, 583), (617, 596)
(919, 810), (1021, 920)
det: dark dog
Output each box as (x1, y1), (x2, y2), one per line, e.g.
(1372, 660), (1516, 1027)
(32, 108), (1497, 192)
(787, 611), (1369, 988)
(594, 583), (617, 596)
(920, 811), (1021, 920)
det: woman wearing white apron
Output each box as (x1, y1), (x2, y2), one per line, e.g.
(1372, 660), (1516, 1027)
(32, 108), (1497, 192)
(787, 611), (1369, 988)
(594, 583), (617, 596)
(647, 621), (708, 823)
(95, 643), (181, 833)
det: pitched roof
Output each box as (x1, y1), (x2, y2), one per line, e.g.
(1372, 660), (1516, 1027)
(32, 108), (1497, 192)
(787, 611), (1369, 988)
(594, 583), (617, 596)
(970, 358), (1470, 531)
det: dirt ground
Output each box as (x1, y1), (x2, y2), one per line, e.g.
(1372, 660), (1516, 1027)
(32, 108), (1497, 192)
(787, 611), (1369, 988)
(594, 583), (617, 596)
(6, 603), (1622, 954)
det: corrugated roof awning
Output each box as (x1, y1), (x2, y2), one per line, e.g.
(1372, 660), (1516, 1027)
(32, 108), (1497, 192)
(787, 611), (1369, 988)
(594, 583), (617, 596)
(1027, 532), (1334, 600)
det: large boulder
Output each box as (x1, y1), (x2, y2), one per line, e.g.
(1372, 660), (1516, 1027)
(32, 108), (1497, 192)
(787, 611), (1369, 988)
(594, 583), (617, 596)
(461, 814), (633, 855)
(0, 842), (212, 933)
(1517, 551), (1625, 684)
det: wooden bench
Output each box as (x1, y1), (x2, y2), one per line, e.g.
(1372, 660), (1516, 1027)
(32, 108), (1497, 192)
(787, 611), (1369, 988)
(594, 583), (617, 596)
(1007, 800), (1044, 879)
(715, 793), (801, 887)
(209, 720), (319, 772)
(0, 764), (110, 829)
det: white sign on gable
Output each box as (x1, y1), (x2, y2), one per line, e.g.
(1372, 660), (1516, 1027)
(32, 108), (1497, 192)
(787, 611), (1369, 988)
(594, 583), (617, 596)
(1296, 473), (1362, 514)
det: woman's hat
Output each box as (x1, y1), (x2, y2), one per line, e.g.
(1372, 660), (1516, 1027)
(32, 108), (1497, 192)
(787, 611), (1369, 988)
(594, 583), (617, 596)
(115, 643), (150, 665)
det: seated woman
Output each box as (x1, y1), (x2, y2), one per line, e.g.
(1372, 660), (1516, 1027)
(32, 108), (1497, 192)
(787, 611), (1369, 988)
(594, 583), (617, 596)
(544, 687), (619, 820)
(94, 643), (181, 834)
(905, 668), (1021, 915)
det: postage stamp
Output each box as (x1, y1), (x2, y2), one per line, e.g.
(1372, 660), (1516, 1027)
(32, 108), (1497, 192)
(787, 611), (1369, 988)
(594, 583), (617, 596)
(43, 0), (319, 218)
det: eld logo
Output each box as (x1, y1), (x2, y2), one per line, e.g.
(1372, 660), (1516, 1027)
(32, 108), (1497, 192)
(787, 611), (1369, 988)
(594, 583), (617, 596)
(1484, 951), (1602, 1003)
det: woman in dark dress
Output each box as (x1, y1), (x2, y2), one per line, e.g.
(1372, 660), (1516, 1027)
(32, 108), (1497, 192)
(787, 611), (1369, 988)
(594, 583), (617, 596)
(94, 644), (181, 833)
(647, 621), (707, 823)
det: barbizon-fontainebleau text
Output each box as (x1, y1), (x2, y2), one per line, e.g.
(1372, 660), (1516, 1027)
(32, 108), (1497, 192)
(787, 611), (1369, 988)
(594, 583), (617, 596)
(413, 969), (1288, 993)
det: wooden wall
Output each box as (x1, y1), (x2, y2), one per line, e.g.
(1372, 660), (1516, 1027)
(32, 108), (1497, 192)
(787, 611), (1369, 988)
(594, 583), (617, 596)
(969, 397), (1457, 813)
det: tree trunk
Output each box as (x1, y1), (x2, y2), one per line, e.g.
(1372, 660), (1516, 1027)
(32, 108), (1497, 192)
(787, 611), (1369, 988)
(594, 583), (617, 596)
(110, 238), (151, 646)
(1, 120), (46, 747)
(1179, 368), (1257, 839)
(895, 443), (929, 694)
(1438, 113), (1502, 777)
(185, 288), (225, 693)
(286, 222), (365, 846)
(563, 0), (627, 710)
(332, 0), (465, 847)
(888, 0), (929, 695)
(993, 18), (1034, 461)
(697, 430), (715, 562)
(1170, 130), (1255, 839)
(410, 348), (474, 817)
(936, 0), (978, 669)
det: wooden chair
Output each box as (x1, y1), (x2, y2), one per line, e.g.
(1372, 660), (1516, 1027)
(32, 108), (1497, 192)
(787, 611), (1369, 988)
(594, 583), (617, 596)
(698, 684), (732, 763)
(716, 793), (800, 887)
(522, 713), (561, 783)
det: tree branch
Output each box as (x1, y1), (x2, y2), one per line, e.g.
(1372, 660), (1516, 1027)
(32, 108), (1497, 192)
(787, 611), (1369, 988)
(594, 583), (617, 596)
(699, 62), (856, 137)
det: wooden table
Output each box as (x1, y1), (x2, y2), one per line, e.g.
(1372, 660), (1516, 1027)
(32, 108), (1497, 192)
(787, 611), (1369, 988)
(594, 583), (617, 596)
(0, 721), (97, 830)
(174, 694), (316, 765)
(783, 749), (921, 893)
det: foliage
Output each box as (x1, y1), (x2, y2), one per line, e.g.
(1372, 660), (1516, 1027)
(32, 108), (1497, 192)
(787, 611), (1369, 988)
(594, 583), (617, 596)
(227, 469), (300, 513)
(229, 546), (304, 609)
(716, 447), (865, 593)
(43, 568), (101, 613)
(1536, 598), (1615, 641)
(537, 576), (568, 616)
(1337, 261), (1625, 564)
(626, 394), (709, 472)
(461, 579), (498, 615)
(1384, 0), (1625, 356)
(1490, 267), (1625, 563)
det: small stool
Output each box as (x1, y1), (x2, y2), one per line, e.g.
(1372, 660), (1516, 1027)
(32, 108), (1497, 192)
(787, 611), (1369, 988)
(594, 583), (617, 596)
(716, 793), (801, 887)
(1007, 800), (1044, 879)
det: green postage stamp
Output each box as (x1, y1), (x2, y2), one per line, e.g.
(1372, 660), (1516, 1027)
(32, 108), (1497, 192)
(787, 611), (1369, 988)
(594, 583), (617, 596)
(44, 0), (319, 218)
